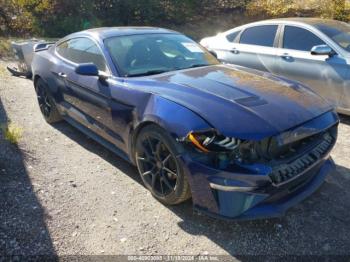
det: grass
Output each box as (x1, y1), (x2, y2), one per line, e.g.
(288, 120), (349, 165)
(0, 37), (14, 58)
(1, 123), (23, 144)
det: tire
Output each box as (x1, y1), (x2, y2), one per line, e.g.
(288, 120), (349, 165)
(26, 72), (33, 79)
(135, 124), (191, 205)
(35, 78), (62, 124)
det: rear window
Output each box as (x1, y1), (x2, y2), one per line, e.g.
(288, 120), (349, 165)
(239, 25), (278, 47)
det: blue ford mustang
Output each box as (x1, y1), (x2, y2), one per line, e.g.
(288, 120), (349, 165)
(31, 27), (339, 220)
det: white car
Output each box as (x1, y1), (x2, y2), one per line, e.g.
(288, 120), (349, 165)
(200, 18), (350, 115)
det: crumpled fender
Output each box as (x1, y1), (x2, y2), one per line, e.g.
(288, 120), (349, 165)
(126, 94), (212, 163)
(140, 95), (211, 138)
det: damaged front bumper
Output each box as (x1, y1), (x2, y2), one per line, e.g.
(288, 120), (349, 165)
(182, 153), (334, 220)
(180, 111), (339, 220)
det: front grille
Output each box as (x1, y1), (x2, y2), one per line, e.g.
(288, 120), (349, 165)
(269, 131), (335, 185)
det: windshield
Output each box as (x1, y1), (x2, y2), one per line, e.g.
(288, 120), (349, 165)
(105, 33), (219, 77)
(315, 21), (350, 52)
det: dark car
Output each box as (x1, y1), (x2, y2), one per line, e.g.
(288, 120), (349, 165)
(31, 27), (339, 220)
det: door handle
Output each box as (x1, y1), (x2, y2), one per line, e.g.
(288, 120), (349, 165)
(230, 48), (239, 54)
(58, 72), (67, 78)
(280, 53), (292, 60)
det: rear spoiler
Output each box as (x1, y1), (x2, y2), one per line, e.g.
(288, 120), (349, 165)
(7, 40), (56, 79)
(34, 42), (55, 52)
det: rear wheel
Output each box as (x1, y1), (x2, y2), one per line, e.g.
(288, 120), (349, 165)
(35, 78), (62, 124)
(135, 125), (191, 205)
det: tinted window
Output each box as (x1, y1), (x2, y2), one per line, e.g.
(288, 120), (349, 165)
(56, 38), (107, 72)
(240, 25), (278, 47)
(283, 26), (325, 51)
(226, 31), (240, 42)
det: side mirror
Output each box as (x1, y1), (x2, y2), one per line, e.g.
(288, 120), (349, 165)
(75, 63), (99, 76)
(311, 45), (334, 56)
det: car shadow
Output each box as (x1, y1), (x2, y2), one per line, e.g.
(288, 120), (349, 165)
(52, 122), (143, 185)
(52, 121), (350, 256)
(0, 97), (57, 258)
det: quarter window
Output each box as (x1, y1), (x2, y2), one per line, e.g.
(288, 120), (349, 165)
(56, 38), (108, 72)
(239, 25), (278, 47)
(226, 31), (240, 42)
(283, 26), (325, 51)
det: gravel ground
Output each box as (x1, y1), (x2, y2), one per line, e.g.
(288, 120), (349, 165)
(0, 60), (350, 258)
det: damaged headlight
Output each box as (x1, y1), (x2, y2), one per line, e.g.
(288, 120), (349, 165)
(180, 130), (263, 169)
(185, 130), (241, 153)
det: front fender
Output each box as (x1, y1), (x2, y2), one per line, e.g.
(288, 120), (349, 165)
(141, 95), (212, 138)
(128, 95), (212, 163)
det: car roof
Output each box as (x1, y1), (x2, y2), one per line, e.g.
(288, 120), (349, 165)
(69, 27), (179, 40)
(238, 17), (346, 28)
(263, 17), (336, 24)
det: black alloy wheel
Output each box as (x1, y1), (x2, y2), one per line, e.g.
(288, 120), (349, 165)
(37, 81), (52, 118)
(135, 125), (191, 205)
(35, 78), (62, 124)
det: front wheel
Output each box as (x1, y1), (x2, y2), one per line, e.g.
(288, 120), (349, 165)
(35, 78), (62, 124)
(135, 125), (191, 205)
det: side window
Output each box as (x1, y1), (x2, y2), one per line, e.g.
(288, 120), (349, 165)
(239, 25), (278, 47)
(283, 26), (326, 51)
(226, 31), (240, 42)
(56, 41), (70, 60)
(56, 38), (108, 72)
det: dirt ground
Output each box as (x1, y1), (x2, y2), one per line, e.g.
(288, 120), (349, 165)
(0, 60), (350, 258)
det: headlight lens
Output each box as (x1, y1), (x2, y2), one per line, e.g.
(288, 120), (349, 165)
(186, 130), (241, 153)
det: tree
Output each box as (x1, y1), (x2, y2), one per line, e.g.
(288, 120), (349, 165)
(0, 0), (34, 36)
(246, 0), (350, 21)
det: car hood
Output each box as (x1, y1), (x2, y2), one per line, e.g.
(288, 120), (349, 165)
(126, 64), (333, 140)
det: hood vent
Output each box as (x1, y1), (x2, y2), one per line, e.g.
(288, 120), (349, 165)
(235, 96), (268, 107)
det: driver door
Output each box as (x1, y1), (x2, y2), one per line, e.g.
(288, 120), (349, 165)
(55, 37), (120, 145)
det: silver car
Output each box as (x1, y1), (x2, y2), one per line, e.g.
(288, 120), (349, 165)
(200, 18), (350, 115)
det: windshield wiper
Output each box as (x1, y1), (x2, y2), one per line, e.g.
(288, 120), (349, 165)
(126, 64), (210, 77)
(126, 69), (170, 77)
(186, 63), (210, 69)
